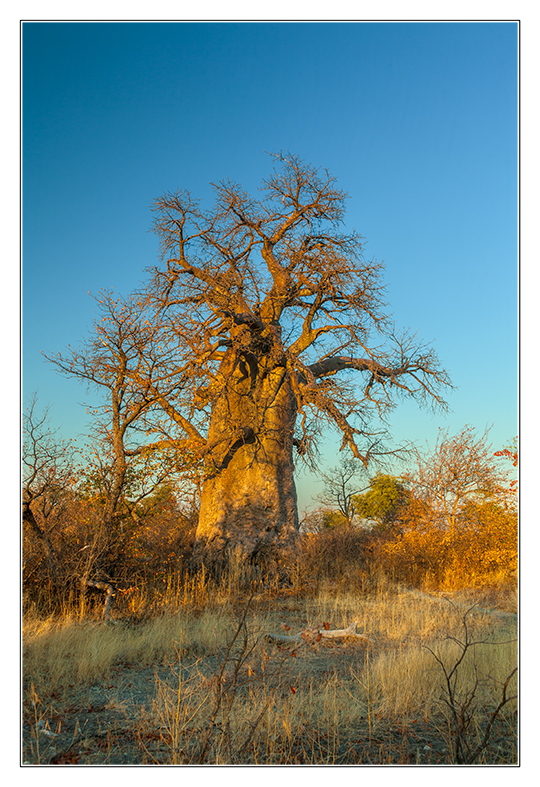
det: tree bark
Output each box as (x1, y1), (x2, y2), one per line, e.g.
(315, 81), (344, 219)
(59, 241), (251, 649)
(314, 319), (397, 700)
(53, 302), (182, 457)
(195, 359), (300, 566)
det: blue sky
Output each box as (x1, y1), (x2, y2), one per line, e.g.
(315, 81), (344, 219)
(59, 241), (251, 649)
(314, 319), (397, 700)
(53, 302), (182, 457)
(22, 21), (518, 509)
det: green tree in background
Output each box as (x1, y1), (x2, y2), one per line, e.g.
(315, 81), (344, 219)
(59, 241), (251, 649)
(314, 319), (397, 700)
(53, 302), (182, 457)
(353, 473), (410, 530)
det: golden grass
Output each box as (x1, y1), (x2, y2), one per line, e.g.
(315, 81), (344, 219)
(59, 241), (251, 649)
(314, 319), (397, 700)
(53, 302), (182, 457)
(150, 585), (517, 763)
(305, 583), (503, 641)
(23, 607), (234, 698)
(23, 578), (518, 764)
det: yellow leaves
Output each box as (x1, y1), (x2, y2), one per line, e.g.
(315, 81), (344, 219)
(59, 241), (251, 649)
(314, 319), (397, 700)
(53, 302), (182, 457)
(381, 504), (517, 588)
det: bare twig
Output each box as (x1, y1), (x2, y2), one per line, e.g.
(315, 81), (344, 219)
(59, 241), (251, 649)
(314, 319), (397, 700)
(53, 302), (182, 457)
(424, 600), (517, 764)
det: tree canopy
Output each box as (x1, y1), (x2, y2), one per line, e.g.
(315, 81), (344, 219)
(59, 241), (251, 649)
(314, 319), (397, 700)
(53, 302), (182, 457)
(353, 473), (410, 529)
(50, 153), (452, 563)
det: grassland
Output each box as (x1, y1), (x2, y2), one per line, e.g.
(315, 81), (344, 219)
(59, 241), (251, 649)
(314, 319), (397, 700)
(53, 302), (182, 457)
(22, 575), (518, 765)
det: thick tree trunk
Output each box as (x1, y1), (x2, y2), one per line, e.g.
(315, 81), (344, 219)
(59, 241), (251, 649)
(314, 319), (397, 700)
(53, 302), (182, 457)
(195, 363), (300, 567)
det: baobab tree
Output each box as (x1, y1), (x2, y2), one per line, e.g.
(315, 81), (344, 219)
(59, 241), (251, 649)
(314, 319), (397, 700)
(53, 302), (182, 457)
(54, 153), (451, 568)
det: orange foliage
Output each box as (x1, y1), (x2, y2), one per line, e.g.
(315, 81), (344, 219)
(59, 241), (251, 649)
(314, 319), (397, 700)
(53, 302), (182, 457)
(378, 431), (518, 589)
(381, 498), (517, 588)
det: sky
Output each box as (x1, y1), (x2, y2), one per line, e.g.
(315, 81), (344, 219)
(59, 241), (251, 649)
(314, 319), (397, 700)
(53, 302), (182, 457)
(22, 20), (518, 510)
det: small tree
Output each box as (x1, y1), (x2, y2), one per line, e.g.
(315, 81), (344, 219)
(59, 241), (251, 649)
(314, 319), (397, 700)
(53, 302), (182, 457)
(405, 426), (508, 531)
(381, 428), (517, 587)
(48, 292), (200, 583)
(316, 458), (368, 529)
(22, 395), (77, 589)
(353, 473), (410, 530)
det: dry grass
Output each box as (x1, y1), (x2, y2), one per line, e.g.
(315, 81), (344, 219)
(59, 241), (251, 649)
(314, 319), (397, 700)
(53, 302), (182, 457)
(22, 578), (518, 765)
(23, 607), (232, 699)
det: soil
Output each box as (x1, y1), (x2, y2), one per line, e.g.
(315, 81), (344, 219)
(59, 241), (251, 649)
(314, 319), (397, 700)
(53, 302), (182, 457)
(22, 587), (518, 766)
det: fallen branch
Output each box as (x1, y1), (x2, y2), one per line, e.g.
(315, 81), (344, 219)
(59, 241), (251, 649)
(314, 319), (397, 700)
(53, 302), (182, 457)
(264, 621), (374, 647)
